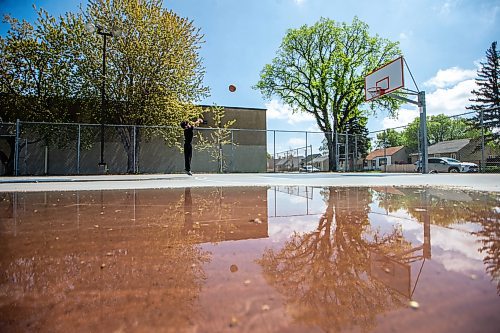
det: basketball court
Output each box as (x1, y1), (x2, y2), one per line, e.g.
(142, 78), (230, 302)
(1, 172), (499, 192)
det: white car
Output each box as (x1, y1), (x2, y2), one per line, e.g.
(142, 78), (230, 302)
(299, 165), (320, 172)
(415, 157), (479, 173)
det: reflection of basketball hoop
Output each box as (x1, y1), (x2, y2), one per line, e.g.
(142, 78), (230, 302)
(367, 87), (386, 100)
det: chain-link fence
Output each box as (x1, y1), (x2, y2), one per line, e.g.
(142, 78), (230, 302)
(1, 113), (498, 176)
(366, 109), (500, 173)
(1, 120), (371, 176)
(267, 130), (367, 173)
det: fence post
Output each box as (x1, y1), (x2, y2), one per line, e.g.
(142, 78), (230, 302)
(77, 124), (81, 174)
(273, 130), (276, 173)
(335, 132), (339, 171)
(133, 125), (137, 174)
(354, 134), (358, 171)
(345, 129), (349, 172)
(14, 119), (20, 176)
(305, 132), (308, 171)
(231, 129), (234, 173)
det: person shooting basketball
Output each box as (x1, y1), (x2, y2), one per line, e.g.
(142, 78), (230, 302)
(180, 118), (203, 176)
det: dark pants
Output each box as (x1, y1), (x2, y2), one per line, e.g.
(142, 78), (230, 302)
(184, 142), (192, 172)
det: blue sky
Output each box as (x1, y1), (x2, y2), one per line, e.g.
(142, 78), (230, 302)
(1, 0), (499, 153)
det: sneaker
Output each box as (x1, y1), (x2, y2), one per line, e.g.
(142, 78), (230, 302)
(186, 171), (192, 176)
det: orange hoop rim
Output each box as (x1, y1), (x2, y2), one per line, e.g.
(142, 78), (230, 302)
(367, 87), (386, 99)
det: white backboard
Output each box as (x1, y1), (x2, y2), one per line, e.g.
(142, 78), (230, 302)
(365, 56), (404, 101)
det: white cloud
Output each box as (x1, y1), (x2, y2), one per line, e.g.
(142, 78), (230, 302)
(293, 0), (306, 4)
(379, 66), (479, 130)
(434, 0), (458, 16)
(382, 108), (419, 129)
(426, 79), (476, 116)
(265, 99), (316, 125)
(288, 137), (306, 147)
(398, 31), (413, 40)
(424, 67), (477, 88)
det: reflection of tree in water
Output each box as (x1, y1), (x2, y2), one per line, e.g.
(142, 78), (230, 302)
(471, 205), (500, 294)
(375, 187), (500, 294)
(258, 188), (410, 332)
(0, 189), (211, 332)
(375, 187), (499, 228)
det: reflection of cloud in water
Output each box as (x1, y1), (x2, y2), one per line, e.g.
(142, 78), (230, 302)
(421, 225), (484, 272)
(289, 196), (307, 204)
(369, 209), (422, 232)
(268, 215), (322, 241)
(447, 222), (483, 234)
(433, 253), (484, 273)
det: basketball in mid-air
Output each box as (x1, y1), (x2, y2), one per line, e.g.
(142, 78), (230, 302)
(228, 84), (236, 92)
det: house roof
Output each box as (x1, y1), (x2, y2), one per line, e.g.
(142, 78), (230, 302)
(428, 139), (471, 154)
(312, 155), (329, 163)
(304, 153), (321, 163)
(275, 156), (303, 166)
(365, 146), (405, 160)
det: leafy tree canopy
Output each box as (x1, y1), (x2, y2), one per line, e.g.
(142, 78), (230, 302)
(399, 114), (480, 153)
(375, 128), (404, 149)
(1, 0), (209, 126)
(254, 17), (401, 170)
(0, 0), (210, 173)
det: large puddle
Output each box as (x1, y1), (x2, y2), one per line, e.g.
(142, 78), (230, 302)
(1, 186), (499, 332)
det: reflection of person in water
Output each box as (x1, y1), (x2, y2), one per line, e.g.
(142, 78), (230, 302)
(184, 188), (193, 230)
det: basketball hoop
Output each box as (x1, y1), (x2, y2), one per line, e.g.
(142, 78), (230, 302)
(364, 57), (404, 101)
(367, 87), (386, 100)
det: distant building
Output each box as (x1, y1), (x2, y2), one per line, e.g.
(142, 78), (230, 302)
(409, 138), (497, 164)
(274, 155), (304, 172)
(312, 155), (329, 171)
(364, 146), (408, 170)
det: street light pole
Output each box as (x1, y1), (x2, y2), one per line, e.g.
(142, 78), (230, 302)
(86, 23), (120, 174)
(97, 28), (113, 172)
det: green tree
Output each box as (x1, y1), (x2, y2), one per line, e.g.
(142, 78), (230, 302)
(467, 41), (500, 146)
(401, 114), (479, 153)
(427, 114), (476, 145)
(401, 118), (420, 153)
(197, 105), (236, 173)
(375, 128), (404, 149)
(254, 17), (402, 171)
(319, 114), (371, 162)
(0, 9), (89, 174)
(1, 0), (209, 174)
(0, 10), (84, 122)
(78, 0), (209, 172)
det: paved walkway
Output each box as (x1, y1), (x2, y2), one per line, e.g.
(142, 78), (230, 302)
(1, 173), (499, 192)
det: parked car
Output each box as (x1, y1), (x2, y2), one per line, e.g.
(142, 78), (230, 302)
(414, 157), (479, 173)
(299, 165), (320, 172)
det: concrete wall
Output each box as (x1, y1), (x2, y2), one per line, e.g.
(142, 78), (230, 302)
(6, 105), (268, 176)
(16, 139), (266, 175)
(13, 126), (268, 175)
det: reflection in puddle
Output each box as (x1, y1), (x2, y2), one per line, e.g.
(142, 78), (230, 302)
(0, 186), (499, 332)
